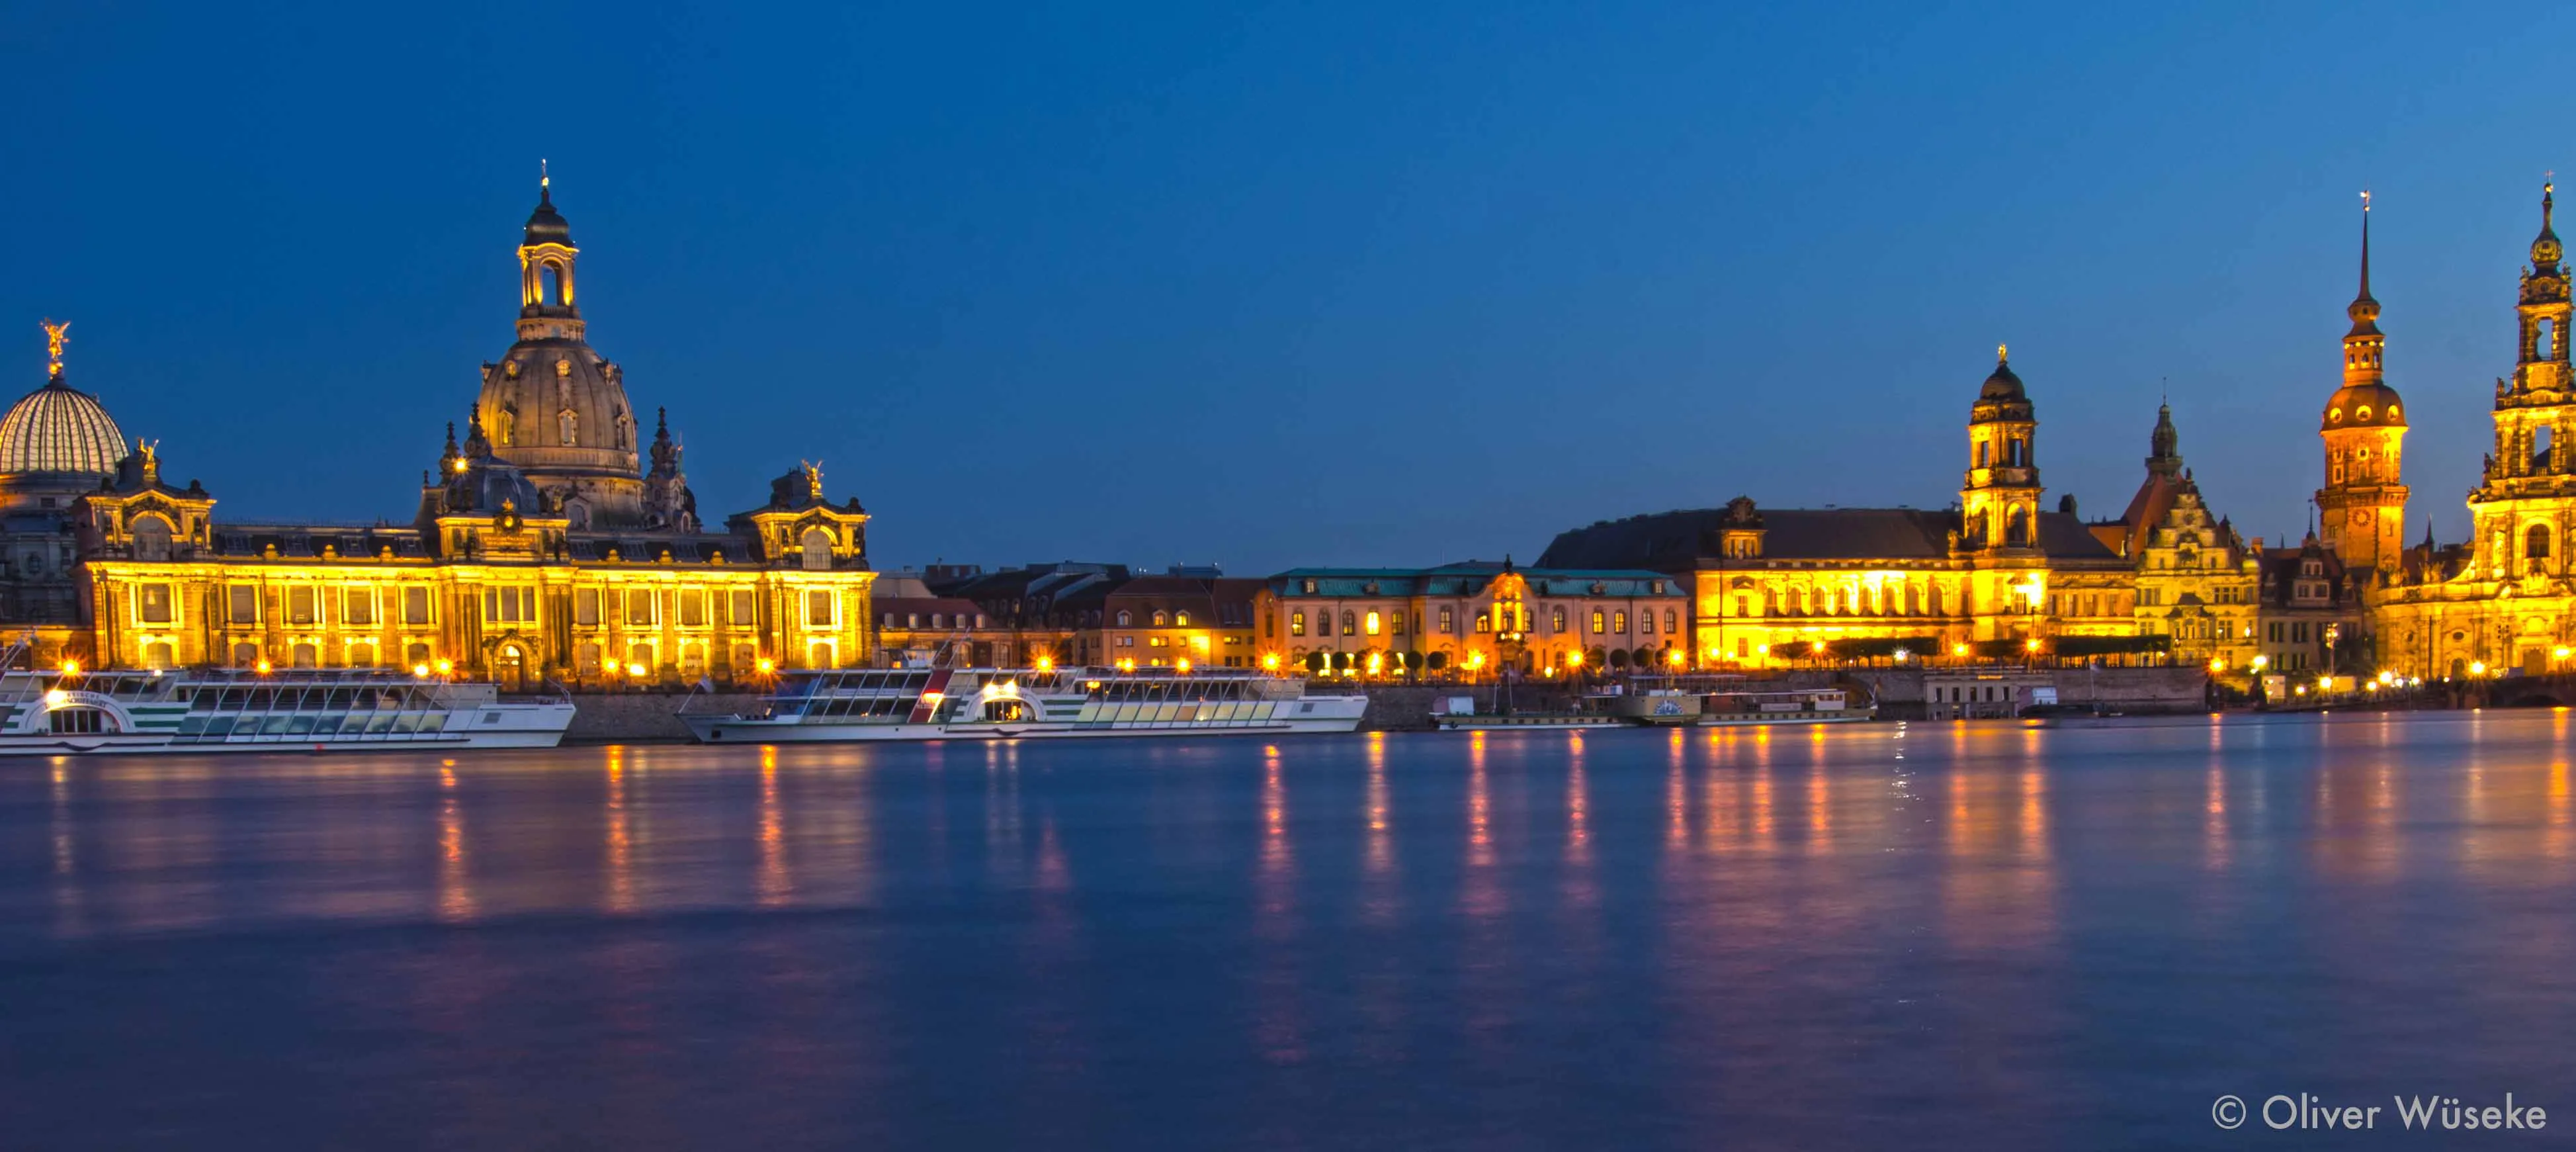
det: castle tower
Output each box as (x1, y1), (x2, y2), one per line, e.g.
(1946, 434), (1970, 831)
(2316, 193), (2409, 578)
(473, 169), (647, 529)
(2469, 181), (2576, 583)
(1960, 344), (2042, 553)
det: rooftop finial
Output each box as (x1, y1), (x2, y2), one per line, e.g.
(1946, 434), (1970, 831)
(539, 158), (552, 206)
(1996, 341), (2008, 364)
(40, 319), (67, 379)
(2358, 189), (2373, 300)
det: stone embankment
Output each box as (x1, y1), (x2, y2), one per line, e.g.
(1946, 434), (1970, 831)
(562, 691), (761, 744)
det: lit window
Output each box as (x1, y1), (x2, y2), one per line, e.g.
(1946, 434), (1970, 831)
(138, 582), (174, 625)
(1441, 607), (1455, 634)
(1175, 611), (1190, 627)
(227, 585), (261, 625)
(807, 590), (836, 627)
(1592, 609), (1606, 634)
(1365, 610), (1382, 636)
(1291, 611), (1306, 637)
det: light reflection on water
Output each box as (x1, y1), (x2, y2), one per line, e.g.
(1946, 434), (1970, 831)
(5, 713), (2576, 1148)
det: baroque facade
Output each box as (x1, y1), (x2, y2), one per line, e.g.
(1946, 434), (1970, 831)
(18, 179), (877, 687)
(2370, 185), (2576, 678)
(1539, 351), (2143, 668)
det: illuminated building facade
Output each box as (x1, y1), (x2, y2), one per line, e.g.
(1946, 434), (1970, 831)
(2125, 404), (2261, 670)
(2317, 197), (2411, 579)
(37, 179), (877, 686)
(1540, 351), (2139, 668)
(1254, 560), (1688, 676)
(2371, 185), (2576, 678)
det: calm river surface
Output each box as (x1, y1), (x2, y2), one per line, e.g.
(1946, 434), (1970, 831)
(3, 713), (2573, 1149)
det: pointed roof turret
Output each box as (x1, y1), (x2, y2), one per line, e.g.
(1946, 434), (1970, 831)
(2147, 402), (2180, 477)
(2347, 191), (2381, 335)
(523, 161), (572, 247)
(2324, 191), (2405, 430)
(2534, 181), (2562, 271)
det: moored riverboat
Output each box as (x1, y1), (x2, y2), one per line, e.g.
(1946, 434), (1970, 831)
(682, 666), (1368, 743)
(0, 666), (575, 755)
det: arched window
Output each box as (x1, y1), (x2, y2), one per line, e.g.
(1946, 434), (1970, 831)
(2528, 523), (2553, 560)
(800, 528), (833, 571)
(1342, 610), (1357, 635)
(1151, 609), (1168, 627)
(1976, 441), (1990, 468)
(559, 408), (578, 447)
(497, 408), (516, 447)
(1117, 610), (1133, 627)
(2006, 506), (2031, 548)
(130, 515), (173, 562)
(1175, 611), (1190, 627)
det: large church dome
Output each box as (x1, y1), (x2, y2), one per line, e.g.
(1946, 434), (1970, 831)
(0, 374), (126, 479)
(470, 177), (648, 525)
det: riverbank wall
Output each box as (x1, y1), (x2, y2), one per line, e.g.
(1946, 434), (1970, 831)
(563, 691), (761, 744)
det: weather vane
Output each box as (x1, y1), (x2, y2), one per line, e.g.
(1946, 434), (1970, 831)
(40, 319), (67, 377)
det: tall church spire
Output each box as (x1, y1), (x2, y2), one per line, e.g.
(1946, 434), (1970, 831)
(2317, 191), (2410, 578)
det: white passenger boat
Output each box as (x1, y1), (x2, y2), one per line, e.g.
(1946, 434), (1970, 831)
(683, 666), (1369, 744)
(0, 666), (576, 755)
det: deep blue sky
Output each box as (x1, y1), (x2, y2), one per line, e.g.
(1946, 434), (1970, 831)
(3, 1), (2563, 573)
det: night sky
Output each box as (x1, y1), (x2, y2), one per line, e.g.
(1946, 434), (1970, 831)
(3, 1), (2565, 573)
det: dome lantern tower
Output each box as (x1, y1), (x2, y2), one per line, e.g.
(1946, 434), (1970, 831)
(1959, 343), (2043, 553)
(474, 169), (652, 528)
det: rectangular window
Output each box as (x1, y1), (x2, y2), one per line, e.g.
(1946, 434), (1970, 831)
(1735, 638), (1749, 658)
(287, 586), (317, 625)
(2293, 622), (2308, 644)
(228, 584), (260, 625)
(575, 588), (601, 626)
(731, 590), (757, 626)
(403, 587), (431, 625)
(1391, 610), (1405, 635)
(679, 589), (708, 627)
(807, 590), (836, 627)
(1666, 608), (1678, 633)
(2267, 622), (2282, 642)
(1552, 607), (1566, 633)
(1440, 607), (1455, 634)
(343, 586), (375, 626)
(138, 583), (174, 625)
(1365, 610), (1382, 637)
(1592, 609), (1606, 635)
(1614, 610), (1628, 633)
(1641, 611), (1654, 635)
(484, 586), (536, 624)
(624, 589), (658, 625)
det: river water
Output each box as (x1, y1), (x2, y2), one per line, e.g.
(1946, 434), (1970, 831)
(1, 713), (2571, 1149)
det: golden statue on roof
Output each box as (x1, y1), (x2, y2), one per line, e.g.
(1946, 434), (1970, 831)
(41, 319), (68, 377)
